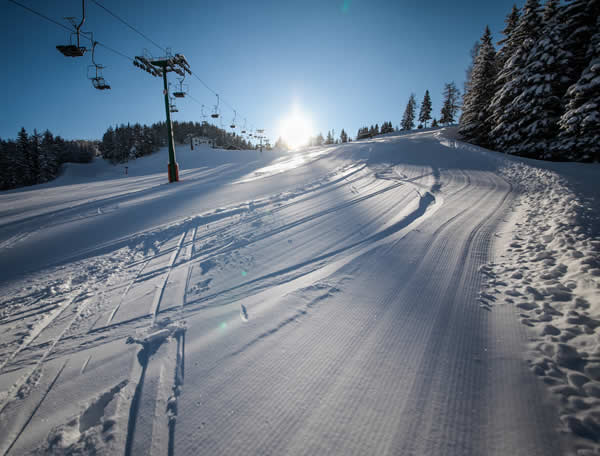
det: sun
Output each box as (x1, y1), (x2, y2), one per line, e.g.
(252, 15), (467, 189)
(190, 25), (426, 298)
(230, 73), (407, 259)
(278, 108), (313, 149)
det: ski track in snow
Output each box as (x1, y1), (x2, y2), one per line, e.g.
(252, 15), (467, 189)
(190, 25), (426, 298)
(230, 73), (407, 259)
(0, 131), (597, 455)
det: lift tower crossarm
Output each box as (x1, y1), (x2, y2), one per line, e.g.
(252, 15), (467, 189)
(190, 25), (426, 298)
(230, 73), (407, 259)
(133, 51), (191, 183)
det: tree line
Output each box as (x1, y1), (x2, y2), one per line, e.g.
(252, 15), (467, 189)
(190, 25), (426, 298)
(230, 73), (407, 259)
(0, 128), (96, 190)
(356, 83), (462, 140)
(99, 121), (255, 163)
(459, 0), (599, 162)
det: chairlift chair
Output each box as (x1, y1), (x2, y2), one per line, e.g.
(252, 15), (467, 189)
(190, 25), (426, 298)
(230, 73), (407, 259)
(173, 76), (187, 98)
(230, 110), (237, 129)
(92, 76), (110, 90)
(211, 94), (220, 119)
(241, 118), (247, 134)
(169, 96), (178, 113)
(88, 42), (111, 90)
(57, 1), (88, 57)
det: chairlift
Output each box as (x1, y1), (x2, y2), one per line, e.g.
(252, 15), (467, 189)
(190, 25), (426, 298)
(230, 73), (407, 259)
(173, 75), (187, 98)
(241, 118), (247, 134)
(57, 0), (88, 57)
(211, 94), (220, 119)
(230, 110), (237, 129)
(201, 104), (207, 119)
(169, 96), (178, 113)
(87, 42), (110, 90)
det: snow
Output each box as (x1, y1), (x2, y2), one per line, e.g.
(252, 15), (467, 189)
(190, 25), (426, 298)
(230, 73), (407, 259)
(0, 129), (599, 455)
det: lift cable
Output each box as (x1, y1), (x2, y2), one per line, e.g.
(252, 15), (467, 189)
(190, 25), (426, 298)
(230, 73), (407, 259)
(83, 0), (251, 122)
(95, 42), (133, 62)
(8, 0), (73, 33)
(7, 0), (134, 62)
(8, 0), (262, 134)
(90, 0), (166, 54)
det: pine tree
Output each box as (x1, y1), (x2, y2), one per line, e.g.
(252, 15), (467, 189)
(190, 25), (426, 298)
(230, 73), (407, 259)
(16, 127), (31, 187)
(464, 41), (481, 94)
(39, 130), (58, 183)
(557, 15), (600, 162)
(459, 27), (497, 147)
(557, 0), (600, 93)
(489, 0), (543, 153)
(440, 82), (461, 125)
(326, 130), (334, 144)
(509, 0), (569, 158)
(431, 118), (439, 128)
(29, 129), (42, 184)
(401, 94), (417, 130)
(100, 126), (116, 161)
(340, 129), (348, 143)
(496, 5), (520, 74)
(419, 90), (433, 127)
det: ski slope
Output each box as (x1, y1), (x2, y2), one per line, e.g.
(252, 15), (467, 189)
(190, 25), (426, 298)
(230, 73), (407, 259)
(0, 129), (598, 455)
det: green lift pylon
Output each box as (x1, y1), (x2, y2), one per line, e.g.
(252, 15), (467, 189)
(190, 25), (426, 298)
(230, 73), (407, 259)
(133, 52), (191, 183)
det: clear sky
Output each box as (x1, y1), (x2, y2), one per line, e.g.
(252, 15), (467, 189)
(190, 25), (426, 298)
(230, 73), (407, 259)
(1, 0), (525, 144)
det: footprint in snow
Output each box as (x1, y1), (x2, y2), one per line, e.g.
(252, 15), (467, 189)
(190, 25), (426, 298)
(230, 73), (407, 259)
(240, 304), (249, 322)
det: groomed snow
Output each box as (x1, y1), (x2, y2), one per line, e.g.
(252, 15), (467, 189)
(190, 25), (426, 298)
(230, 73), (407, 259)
(0, 130), (598, 455)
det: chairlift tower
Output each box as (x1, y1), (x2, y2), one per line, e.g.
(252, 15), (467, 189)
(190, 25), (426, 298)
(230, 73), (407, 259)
(133, 52), (191, 182)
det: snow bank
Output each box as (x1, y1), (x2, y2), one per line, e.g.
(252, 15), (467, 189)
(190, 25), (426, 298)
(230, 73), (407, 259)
(479, 159), (600, 453)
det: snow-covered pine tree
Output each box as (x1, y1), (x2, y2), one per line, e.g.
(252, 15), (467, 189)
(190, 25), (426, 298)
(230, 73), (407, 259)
(464, 41), (481, 95)
(496, 5), (520, 75)
(440, 82), (461, 125)
(557, 0), (600, 94)
(459, 27), (497, 147)
(401, 94), (417, 130)
(419, 90), (433, 128)
(557, 15), (600, 162)
(508, 0), (570, 159)
(489, 0), (543, 153)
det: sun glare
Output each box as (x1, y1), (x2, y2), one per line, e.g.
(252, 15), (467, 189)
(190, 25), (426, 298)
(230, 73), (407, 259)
(278, 108), (313, 149)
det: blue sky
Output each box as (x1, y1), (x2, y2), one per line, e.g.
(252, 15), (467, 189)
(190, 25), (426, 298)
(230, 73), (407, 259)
(1, 0), (524, 143)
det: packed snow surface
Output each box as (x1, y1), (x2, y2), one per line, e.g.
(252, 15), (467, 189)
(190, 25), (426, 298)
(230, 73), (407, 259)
(0, 129), (598, 455)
